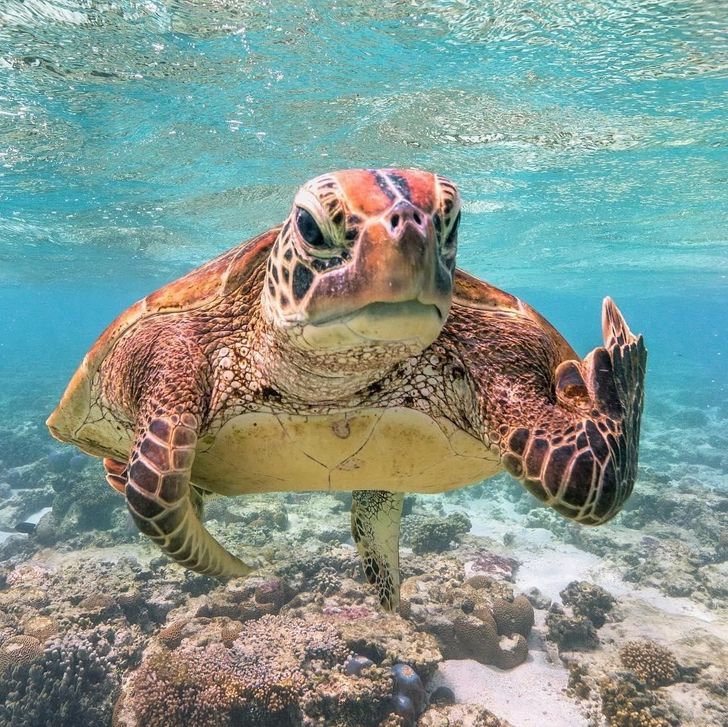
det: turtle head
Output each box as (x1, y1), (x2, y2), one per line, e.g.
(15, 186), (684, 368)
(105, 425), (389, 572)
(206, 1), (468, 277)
(262, 168), (460, 370)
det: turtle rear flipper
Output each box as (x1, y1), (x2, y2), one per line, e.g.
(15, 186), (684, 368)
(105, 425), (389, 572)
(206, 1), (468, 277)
(126, 411), (251, 578)
(351, 490), (403, 611)
(502, 298), (647, 524)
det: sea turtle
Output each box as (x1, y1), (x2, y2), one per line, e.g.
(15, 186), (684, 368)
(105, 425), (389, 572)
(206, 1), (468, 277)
(47, 168), (647, 610)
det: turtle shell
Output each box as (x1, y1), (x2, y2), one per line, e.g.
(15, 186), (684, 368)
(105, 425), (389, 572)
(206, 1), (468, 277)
(46, 227), (279, 445)
(453, 269), (577, 362)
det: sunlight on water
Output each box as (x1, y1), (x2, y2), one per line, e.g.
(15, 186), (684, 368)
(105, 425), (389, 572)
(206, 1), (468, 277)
(1, 0), (725, 402)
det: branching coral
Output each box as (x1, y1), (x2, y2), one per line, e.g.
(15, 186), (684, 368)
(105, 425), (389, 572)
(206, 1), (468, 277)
(0, 626), (137, 727)
(619, 641), (679, 688)
(599, 671), (678, 727)
(117, 614), (399, 727)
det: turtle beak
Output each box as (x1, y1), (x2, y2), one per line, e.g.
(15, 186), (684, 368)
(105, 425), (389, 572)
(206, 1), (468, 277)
(305, 202), (453, 325)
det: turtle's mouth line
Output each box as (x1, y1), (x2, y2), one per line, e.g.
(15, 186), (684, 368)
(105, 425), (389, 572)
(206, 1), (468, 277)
(288, 300), (447, 352)
(303, 300), (446, 328)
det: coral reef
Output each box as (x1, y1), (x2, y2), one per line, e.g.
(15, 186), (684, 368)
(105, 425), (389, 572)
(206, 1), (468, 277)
(0, 625), (141, 727)
(194, 576), (294, 620)
(115, 613), (396, 727)
(0, 424), (52, 469)
(619, 641), (679, 688)
(401, 512), (472, 554)
(399, 565), (534, 669)
(37, 464), (125, 544)
(599, 671), (678, 727)
(1, 383), (727, 727)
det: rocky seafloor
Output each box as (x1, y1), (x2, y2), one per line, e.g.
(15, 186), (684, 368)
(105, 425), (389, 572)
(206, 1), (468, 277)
(0, 387), (726, 727)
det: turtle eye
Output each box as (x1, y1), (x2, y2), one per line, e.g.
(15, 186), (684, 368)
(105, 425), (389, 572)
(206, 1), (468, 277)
(295, 207), (326, 248)
(443, 211), (461, 248)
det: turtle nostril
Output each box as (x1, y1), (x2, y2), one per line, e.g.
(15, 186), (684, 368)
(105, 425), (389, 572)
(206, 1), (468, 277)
(413, 211), (422, 225)
(391, 214), (400, 229)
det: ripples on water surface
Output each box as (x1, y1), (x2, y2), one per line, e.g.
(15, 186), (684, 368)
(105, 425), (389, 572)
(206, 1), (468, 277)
(0, 1), (725, 437)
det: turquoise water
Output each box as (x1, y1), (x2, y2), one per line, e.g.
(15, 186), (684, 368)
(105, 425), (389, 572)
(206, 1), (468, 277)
(1, 0), (726, 415)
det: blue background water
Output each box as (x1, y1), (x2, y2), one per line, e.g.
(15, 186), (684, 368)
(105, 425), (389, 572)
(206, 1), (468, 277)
(0, 0), (725, 453)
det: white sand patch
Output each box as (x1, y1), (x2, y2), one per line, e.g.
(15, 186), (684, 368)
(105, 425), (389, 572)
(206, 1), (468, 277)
(449, 495), (721, 623)
(429, 654), (588, 727)
(506, 526), (719, 623)
(514, 541), (605, 602)
(37, 542), (152, 567)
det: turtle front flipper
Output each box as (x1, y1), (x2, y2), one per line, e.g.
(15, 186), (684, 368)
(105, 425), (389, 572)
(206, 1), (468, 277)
(500, 298), (647, 524)
(351, 490), (403, 611)
(126, 411), (251, 578)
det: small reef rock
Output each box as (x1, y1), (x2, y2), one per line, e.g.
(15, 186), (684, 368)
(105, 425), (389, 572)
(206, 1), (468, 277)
(561, 580), (615, 628)
(546, 580), (616, 652)
(401, 512), (472, 554)
(418, 703), (514, 726)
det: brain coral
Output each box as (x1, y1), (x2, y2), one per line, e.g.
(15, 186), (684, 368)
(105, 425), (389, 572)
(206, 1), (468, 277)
(0, 634), (44, 674)
(490, 596), (535, 638)
(21, 614), (59, 642)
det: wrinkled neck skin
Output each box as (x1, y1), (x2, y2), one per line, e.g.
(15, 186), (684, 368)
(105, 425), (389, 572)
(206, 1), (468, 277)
(254, 300), (427, 404)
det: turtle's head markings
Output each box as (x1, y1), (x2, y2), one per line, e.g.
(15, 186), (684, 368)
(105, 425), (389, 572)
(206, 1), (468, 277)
(262, 168), (461, 357)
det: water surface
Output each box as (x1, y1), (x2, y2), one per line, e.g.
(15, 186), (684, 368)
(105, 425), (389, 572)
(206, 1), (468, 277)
(0, 1), (725, 485)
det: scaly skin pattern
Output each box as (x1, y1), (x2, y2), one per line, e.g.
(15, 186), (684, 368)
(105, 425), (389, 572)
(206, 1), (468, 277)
(351, 490), (404, 610)
(48, 168), (647, 608)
